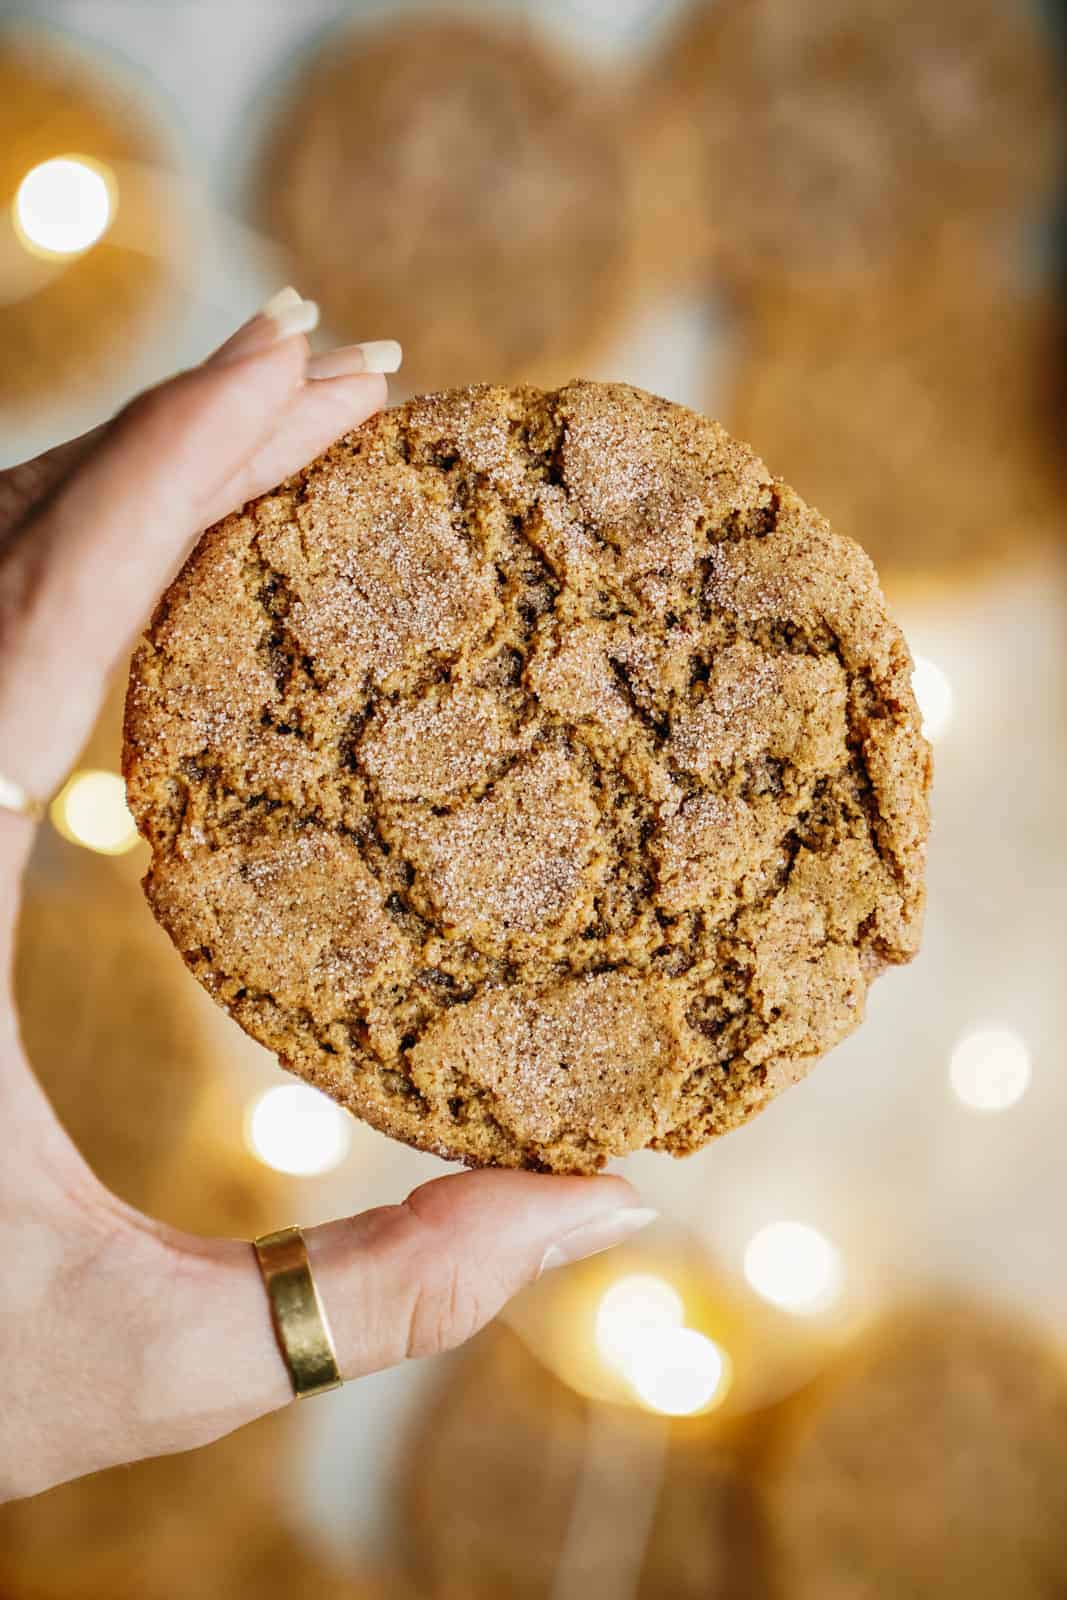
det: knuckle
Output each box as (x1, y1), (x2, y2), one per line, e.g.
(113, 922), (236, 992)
(117, 384), (167, 433)
(405, 1260), (485, 1359)
(394, 1198), (490, 1359)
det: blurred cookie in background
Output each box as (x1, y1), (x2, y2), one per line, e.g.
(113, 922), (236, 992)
(48, 1540), (391, 1600)
(405, 1322), (770, 1599)
(0, 1415), (290, 1600)
(640, 0), (1062, 290)
(0, 30), (180, 417)
(762, 1297), (1067, 1600)
(0, 1414), (394, 1600)
(726, 253), (1066, 598)
(261, 14), (632, 393)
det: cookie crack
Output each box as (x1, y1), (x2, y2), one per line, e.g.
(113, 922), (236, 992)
(839, 659), (910, 896)
(248, 542), (325, 697)
(707, 487), (781, 545)
(607, 656), (671, 744)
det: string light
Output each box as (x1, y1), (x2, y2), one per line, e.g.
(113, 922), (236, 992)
(911, 653), (953, 742)
(13, 156), (115, 258)
(949, 1026), (1031, 1112)
(50, 769), (139, 855)
(744, 1221), (843, 1315)
(626, 1328), (731, 1416)
(595, 1274), (685, 1373)
(591, 1273), (731, 1415)
(245, 1083), (352, 1176)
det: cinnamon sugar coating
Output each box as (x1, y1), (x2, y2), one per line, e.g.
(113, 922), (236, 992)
(125, 382), (930, 1173)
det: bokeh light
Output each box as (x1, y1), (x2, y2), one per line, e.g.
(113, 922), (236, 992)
(50, 769), (139, 855)
(744, 1221), (843, 1315)
(911, 653), (954, 742)
(949, 1026), (1031, 1112)
(14, 156), (115, 258)
(625, 1327), (731, 1416)
(595, 1273), (685, 1373)
(245, 1083), (352, 1176)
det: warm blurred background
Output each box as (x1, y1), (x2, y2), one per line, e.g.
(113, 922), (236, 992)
(2, 0), (1065, 1595)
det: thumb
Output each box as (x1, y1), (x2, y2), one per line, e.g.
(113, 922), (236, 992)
(302, 1170), (656, 1370)
(130, 1172), (654, 1462)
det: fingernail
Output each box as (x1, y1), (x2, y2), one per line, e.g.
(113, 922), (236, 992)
(209, 287), (320, 368)
(539, 1207), (659, 1275)
(307, 340), (403, 380)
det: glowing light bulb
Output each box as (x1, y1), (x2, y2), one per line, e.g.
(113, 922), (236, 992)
(245, 1084), (352, 1176)
(949, 1026), (1031, 1112)
(911, 654), (953, 742)
(595, 1274), (685, 1373)
(14, 156), (114, 258)
(744, 1221), (843, 1315)
(50, 769), (139, 855)
(626, 1327), (730, 1416)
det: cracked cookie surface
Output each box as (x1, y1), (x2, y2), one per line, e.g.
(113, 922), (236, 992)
(124, 381), (930, 1173)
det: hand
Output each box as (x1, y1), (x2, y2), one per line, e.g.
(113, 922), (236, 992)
(0, 295), (653, 1502)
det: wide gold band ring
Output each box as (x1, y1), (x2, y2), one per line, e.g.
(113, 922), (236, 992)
(0, 772), (45, 822)
(254, 1226), (343, 1400)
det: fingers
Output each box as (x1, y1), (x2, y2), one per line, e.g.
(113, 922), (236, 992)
(0, 339), (301, 805)
(3, 1157), (653, 1497)
(303, 1170), (656, 1374)
(0, 306), (391, 805)
(115, 1171), (653, 1473)
(0, 423), (108, 551)
(203, 369), (387, 532)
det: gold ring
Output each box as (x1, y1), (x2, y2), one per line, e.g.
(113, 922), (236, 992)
(254, 1226), (343, 1400)
(0, 772), (46, 822)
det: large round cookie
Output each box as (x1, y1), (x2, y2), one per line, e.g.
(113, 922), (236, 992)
(124, 381), (930, 1174)
(727, 258), (1065, 595)
(763, 1299), (1067, 1599)
(642, 0), (1061, 287)
(405, 1323), (768, 1599)
(262, 16), (630, 393)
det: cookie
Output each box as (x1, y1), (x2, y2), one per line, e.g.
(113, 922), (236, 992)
(261, 16), (630, 393)
(764, 1299), (1067, 1599)
(405, 1323), (768, 1599)
(641, 0), (1062, 287)
(124, 380), (930, 1175)
(0, 33), (173, 414)
(727, 257), (1066, 595)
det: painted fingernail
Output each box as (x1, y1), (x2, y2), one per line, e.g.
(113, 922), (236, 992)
(209, 287), (320, 367)
(539, 1208), (659, 1275)
(307, 340), (403, 380)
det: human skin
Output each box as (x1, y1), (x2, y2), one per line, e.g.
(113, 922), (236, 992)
(0, 297), (652, 1502)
